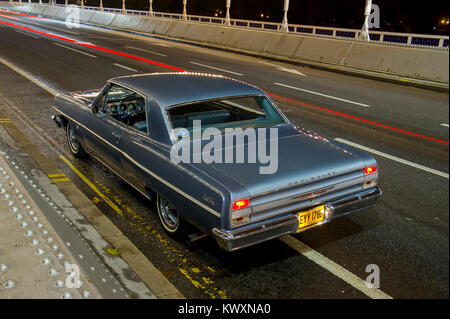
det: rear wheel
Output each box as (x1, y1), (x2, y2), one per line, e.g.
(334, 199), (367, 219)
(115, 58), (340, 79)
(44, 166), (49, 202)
(156, 193), (186, 238)
(66, 122), (86, 159)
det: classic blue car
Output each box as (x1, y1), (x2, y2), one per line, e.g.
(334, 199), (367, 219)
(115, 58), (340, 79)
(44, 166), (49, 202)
(52, 72), (381, 252)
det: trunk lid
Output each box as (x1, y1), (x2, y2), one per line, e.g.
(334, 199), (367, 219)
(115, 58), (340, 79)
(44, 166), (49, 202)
(194, 125), (367, 197)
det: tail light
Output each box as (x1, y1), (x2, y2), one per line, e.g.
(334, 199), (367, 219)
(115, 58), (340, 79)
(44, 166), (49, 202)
(363, 165), (378, 188)
(364, 166), (377, 175)
(232, 199), (249, 210)
(231, 199), (251, 226)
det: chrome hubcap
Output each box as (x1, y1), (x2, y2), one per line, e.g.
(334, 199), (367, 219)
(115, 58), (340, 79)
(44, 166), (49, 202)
(158, 196), (178, 230)
(68, 127), (79, 153)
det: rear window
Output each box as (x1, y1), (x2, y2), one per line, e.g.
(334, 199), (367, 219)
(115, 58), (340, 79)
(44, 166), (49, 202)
(167, 95), (285, 133)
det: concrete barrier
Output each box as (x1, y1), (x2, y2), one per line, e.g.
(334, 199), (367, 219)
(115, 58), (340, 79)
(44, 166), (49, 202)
(265, 34), (303, 57)
(168, 23), (219, 44)
(88, 11), (116, 26)
(233, 29), (274, 52)
(110, 13), (143, 30)
(2, 3), (448, 84)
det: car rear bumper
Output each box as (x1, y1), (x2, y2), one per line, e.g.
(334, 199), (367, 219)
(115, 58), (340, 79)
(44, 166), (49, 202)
(212, 187), (382, 252)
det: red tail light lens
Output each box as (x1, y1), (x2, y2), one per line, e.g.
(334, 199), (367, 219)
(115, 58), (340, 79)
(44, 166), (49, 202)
(232, 199), (250, 210)
(364, 166), (378, 175)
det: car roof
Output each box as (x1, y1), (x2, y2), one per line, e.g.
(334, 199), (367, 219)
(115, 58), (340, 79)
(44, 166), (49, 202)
(109, 72), (265, 108)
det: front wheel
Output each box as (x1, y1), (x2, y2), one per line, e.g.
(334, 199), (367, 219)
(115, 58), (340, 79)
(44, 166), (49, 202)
(156, 193), (186, 238)
(66, 122), (86, 159)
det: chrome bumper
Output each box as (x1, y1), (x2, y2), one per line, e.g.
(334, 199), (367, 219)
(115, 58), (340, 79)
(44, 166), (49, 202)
(212, 187), (382, 252)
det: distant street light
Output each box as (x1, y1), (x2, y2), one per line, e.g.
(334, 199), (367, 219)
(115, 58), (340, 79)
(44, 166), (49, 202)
(100, 0), (104, 11)
(149, 0), (153, 16)
(122, 0), (126, 14)
(281, 0), (289, 32)
(182, 0), (187, 21)
(359, 0), (372, 41)
(65, 0), (67, 6)
(225, 0), (231, 26)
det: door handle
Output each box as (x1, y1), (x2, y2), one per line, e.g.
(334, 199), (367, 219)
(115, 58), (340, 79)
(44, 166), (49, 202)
(112, 131), (122, 139)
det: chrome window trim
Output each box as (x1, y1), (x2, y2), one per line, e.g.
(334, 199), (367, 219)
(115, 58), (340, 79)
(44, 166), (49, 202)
(101, 82), (150, 137)
(164, 93), (288, 144)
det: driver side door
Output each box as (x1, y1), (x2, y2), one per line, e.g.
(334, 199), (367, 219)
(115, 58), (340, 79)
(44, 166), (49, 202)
(83, 84), (127, 175)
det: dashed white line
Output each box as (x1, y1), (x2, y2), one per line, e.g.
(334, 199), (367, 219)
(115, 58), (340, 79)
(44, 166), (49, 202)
(53, 42), (97, 58)
(335, 138), (449, 179)
(280, 236), (393, 299)
(274, 82), (370, 108)
(151, 42), (171, 48)
(124, 46), (167, 57)
(440, 123), (449, 128)
(15, 29), (40, 39)
(259, 61), (306, 76)
(190, 62), (244, 76)
(113, 63), (138, 72)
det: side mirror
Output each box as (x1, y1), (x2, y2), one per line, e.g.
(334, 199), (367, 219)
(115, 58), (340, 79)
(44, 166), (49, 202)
(91, 105), (98, 114)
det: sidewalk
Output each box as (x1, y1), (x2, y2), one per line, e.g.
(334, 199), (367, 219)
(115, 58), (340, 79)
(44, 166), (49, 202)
(0, 143), (154, 298)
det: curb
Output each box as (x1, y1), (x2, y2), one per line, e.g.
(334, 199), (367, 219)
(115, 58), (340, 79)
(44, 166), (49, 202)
(0, 109), (184, 299)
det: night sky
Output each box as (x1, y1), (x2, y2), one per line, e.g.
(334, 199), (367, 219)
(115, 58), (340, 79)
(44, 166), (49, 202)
(88, 0), (449, 35)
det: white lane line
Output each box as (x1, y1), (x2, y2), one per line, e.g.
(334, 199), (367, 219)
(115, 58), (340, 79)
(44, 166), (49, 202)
(124, 46), (167, 57)
(190, 62), (244, 76)
(152, 42), (171, 48)
(113, 63), (138, 72)
(259, 60), (306, 76)
(335, 138), (449, 179)
(0, 57), (58, 96)
(53, 42), (97, 58)
(15, 29), (40, 39)
(280, 236), (393, 299)
(274, 82), (370, 108)
(440, 123), (449, 128)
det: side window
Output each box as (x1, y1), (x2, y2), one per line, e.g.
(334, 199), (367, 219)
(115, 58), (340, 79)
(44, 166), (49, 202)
(102, 84), (148, 133)
(93, 85), (108, 112)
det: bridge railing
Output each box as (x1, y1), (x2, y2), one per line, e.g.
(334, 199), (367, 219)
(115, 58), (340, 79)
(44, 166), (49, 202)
(7, 1), (449, 48)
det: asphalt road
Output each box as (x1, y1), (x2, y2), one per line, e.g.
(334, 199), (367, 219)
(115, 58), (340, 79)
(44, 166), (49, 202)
(0, 9), (448, 299)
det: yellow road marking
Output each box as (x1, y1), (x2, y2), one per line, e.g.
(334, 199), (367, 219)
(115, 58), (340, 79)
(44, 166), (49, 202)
(51, 177), (70, 182)
(59, 155), (123, 216)
(60, 155), (226, 298)
(48, 173), (66, 178)
(92, 196), (102, 204)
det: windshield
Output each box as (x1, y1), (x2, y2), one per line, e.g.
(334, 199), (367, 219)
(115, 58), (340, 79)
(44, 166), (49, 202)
(167, 95), (285, 136)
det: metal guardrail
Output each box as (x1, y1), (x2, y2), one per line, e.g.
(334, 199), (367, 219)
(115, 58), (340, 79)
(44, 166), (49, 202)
(7, 1), (450, 48)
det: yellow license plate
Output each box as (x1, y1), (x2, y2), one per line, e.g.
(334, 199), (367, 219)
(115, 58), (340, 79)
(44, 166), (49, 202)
(297, 205), (325, 232)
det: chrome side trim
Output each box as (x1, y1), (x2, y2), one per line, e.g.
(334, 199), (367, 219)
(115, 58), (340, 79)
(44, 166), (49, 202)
(133, 140), (224, 196)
